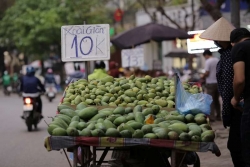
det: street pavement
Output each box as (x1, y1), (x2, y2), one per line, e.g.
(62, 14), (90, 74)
(0, 92), (70, 167)
(0, 92), (234, 167)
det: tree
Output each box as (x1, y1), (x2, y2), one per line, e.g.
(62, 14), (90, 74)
(136, 0), (227, 31)
(0, 0), (111, 56)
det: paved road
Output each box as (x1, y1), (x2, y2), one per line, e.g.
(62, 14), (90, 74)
(0, 92), (233, 167)
(0, 93), (70, 167)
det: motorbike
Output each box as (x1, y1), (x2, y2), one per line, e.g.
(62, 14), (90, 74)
(4, 85), (12, 96)
(22, 96), (41, 131)
(45, 84), (57, 102)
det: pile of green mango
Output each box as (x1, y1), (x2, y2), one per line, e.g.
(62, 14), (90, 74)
(48, 103), (215, 142)
(62, 75), (176, 108)
(182, 82), (202, 94)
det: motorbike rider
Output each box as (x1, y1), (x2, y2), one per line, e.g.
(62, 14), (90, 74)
(2, 71), (11, 93)
(20, 66), (45, 119)
(44, 68), (57, 85)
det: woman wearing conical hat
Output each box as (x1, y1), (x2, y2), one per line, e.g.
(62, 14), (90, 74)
(200, 17), (245, 167)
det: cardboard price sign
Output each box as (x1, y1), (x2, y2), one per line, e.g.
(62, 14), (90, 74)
(121, 47), (144, 68)
(61, 24), (110, 62)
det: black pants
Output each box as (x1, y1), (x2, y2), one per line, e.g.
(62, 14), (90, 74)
(241, 98), (250, 166)
(228, 108), (246, 167)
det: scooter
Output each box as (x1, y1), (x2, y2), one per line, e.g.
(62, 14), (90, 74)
(22, 96), (41, 131)
(45, 84), (57, 102)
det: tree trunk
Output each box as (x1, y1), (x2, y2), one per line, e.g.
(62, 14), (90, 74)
(231, 0), (240, 28)
(200, 0), (224, 21)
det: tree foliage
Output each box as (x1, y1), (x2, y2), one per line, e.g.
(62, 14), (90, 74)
(0, 0), (111, 55)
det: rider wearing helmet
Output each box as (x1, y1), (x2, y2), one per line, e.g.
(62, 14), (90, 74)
(20, 66), (45, 118)
(44, 68), (57, 85)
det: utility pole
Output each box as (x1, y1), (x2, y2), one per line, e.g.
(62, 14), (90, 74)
(231, 0), (240, 28)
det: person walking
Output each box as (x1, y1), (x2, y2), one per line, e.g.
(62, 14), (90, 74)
(202, 50), (220, 122)
(200, 17), (245, 167)
(230, 28), (250, 166)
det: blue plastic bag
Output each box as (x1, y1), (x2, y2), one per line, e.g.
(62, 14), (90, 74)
(176, 76), (212, 115)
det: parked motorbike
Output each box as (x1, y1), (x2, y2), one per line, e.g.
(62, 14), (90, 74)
(45, 84), (57, 102)
(22, 96), (41, 131)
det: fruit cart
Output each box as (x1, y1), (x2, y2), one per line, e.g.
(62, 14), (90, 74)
(44, 136), (220, 167)
(45, 75), (220, 167)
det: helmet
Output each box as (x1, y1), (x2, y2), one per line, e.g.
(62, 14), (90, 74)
(26, 66), (35, 75)
(47, 68), (53, 73)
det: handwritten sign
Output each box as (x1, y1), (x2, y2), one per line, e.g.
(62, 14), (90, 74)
(121, 47), (144, 68)
(61, 24), (110, 62)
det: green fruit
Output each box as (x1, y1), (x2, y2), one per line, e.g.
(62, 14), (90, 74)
(120, 130), (132, 138)
(77, 122), (87, 130)
(195, 116), (207, 125)
(138, 100), (148, 105)
(69, 121), (79, 128)
(103, 120), (116, 129)
(126, 113), (135, 121)
(141, 125), (153, 134)
(86, 122), (95, 130)
(102, 96), (110, 103)
(144, 133), (158, 139)
(191, 135), (201, 142)
(90, 113), (107, 121)
(185, 114), (194, 123)
(47, 124), (60, 135)
(105, 128), (120, 137)
(100, 76), (114, 83)
(201, 130), (215, 142)
(106, 115), (120, 122)
(113, 116), (127, 126)
(113, 107), (125, 115)
(155, 100), (167, 107)
(135, 112), (144, 124)
(79, 129), (92, 137)
(154, 118), (165, 124)
(168, 131), (179, 140)
(125, 90), (136, 97)
(179, 132), (191, 141)
(125, 107), (133, 114)
(91, 129), (105, 137)
(133, 105), (142, 113)
(155, 130), (168, 139)
(121, 84), (130, 90)
(95, 123), (107, 132)
(79, 107), (98, 120)
(127, 122), (143, 130)
(71, 116), (80, 122)
(60, 109), (77, 118)
(76, 102), (87, 110)
(55, 114), (71, 125)
(52, 128), (67, 136)
(132, 129), (144, 138)
(168, 123), (188, 134)
(53, 117), (68, 129)
(152, 105), (161, 114)
(66, 127), (79, 136)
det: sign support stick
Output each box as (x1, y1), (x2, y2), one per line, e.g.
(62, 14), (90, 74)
(82, 21), (91, 79)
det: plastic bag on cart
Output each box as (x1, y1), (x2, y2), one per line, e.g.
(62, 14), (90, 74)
(176, 75), (212, 115)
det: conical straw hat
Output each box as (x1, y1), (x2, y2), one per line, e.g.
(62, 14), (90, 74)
(200, 17), (235, 41)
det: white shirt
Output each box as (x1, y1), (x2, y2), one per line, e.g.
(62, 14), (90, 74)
(205, 57), (219, 84)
